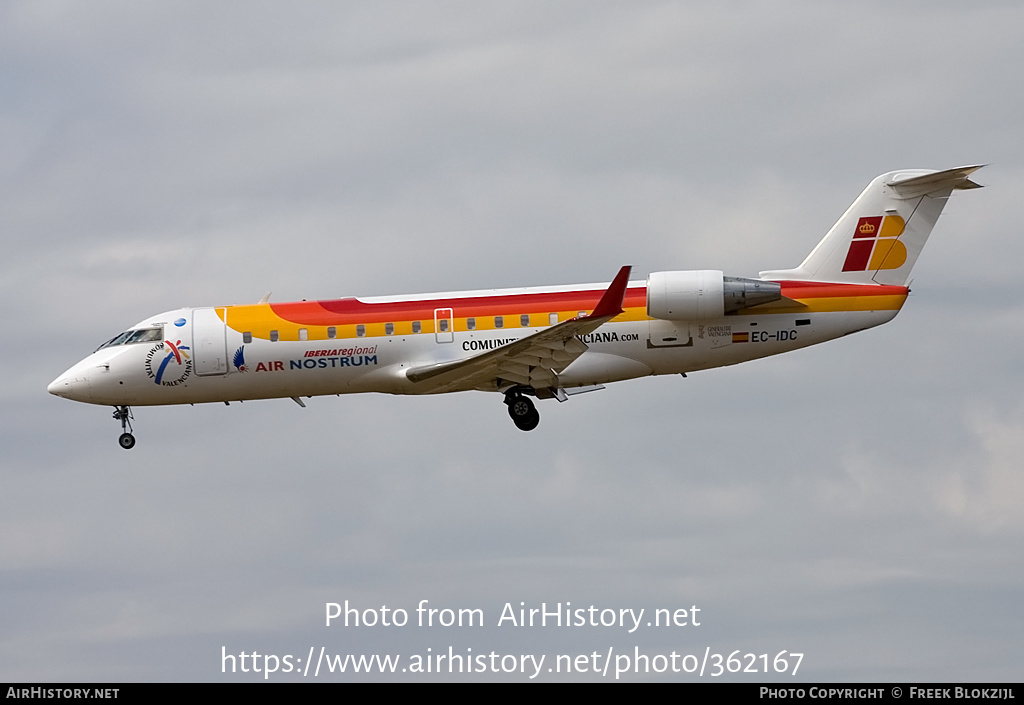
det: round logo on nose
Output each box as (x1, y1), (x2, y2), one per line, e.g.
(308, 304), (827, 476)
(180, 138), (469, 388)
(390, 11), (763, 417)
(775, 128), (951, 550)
(145, 340), (192, 386)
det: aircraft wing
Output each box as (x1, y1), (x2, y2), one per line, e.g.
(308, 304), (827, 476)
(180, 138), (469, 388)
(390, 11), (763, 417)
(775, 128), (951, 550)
(406, 266), (632, 393)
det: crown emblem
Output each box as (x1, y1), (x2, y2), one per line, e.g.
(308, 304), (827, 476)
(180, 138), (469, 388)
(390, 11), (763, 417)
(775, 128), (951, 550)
(859, 222), (876, 235)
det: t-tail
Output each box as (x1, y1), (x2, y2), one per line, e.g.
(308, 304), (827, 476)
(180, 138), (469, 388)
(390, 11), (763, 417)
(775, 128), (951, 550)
(760, 165), (983, 286)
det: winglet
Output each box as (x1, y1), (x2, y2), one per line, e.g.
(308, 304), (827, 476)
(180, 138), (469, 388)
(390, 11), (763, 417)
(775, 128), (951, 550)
(587, 266), (632, 319)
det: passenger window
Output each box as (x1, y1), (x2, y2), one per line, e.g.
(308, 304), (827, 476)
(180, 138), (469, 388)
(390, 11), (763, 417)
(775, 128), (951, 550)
(270, 330), (279, 342)
(385, 322), (395, 335)
(298, 328), (308, 341)
(520, 314), (530, 327)
(356, 325), (365, 337)
(243, 332), (252, 343)
(467, 317), (476, 331)
(495, 316), (504, 328)
(412, 321), (421, 334)
(549, 313), (558, 325)
(327, 326), (336, 339)
(439, 319), (449, 333)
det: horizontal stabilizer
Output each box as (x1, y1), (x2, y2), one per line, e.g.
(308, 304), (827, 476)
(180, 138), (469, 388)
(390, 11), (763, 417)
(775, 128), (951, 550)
(886, 164), (985, 199)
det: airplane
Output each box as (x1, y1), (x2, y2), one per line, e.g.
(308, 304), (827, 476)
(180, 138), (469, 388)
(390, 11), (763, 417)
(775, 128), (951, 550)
(48, 165), (983, 448)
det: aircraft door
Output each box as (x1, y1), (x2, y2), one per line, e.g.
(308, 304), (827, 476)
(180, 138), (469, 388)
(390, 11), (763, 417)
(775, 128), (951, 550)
(192, 307), (228, 375)
(434, 308), (454, 343)
(648, 319), (693, 348)
(647, 319), (711, 365)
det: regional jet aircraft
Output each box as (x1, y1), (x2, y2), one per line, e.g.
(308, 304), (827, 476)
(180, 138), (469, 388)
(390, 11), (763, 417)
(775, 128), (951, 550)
(49, 166), (982, 448)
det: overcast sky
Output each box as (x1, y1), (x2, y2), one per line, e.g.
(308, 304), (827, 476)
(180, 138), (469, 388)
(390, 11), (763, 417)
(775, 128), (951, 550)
(2, 1), (1022, 682)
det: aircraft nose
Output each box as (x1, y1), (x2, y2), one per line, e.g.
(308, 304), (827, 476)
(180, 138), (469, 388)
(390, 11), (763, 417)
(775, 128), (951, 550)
(47, 376), (63, 396)
(47, 372), (92, 402)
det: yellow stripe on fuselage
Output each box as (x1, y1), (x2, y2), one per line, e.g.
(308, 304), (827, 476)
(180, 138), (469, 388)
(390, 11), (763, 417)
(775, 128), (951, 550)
(220, 304), (651, 343)
(217, 288), (906, 343)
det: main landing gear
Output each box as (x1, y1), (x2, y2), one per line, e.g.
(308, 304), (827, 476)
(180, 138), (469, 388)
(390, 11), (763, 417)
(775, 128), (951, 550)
(505, 390), (540, 432)
(112, 406), (135, 449)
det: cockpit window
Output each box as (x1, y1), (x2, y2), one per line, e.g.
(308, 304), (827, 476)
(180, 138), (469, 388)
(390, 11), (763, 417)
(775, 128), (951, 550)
(126, 328), (164, 343)
(97, 332), (132, 350)
(96, 326), (164, 351)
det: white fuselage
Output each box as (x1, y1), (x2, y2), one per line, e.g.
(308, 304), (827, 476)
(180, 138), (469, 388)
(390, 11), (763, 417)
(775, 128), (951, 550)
(47, 165), (981, 446)
(47, 279), (901, 408)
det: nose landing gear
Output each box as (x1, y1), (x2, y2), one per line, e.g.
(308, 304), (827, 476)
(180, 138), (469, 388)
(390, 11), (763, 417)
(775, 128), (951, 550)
(113, 406), (135, 449)
(505, 391), (540, 431)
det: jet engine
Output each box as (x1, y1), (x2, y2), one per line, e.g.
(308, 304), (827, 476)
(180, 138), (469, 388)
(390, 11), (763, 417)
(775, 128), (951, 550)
(646, 270), (782, 320)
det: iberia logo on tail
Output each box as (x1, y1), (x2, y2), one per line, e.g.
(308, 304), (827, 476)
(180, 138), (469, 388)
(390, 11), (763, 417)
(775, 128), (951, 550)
(842, 215), (907, 272)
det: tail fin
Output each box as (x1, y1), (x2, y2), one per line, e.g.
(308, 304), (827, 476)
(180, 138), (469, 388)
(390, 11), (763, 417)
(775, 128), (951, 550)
(760, 165), (983, 285)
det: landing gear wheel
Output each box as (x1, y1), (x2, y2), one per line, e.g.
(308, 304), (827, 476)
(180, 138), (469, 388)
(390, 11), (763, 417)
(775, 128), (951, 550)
(506, 395), (540, 431)
(507, 396), (534, 420)
(112, 405), (136, 449)
(516, 409), (540, 431)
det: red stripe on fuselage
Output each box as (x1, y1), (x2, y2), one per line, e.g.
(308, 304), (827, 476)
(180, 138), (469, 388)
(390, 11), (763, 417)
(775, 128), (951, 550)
(270, 286), (649, 325)
(776, 281), (909, 299)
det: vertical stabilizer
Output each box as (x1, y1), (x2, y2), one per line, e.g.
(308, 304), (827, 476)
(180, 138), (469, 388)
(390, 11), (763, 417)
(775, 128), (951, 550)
(760, 166), (983, 285)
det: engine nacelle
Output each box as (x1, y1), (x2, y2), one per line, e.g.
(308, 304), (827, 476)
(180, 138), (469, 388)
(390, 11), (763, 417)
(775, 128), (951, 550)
(646, 270), (781, 321)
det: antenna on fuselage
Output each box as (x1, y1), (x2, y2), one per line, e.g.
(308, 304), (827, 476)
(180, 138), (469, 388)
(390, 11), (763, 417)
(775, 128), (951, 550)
(257, 292), (272, 304)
